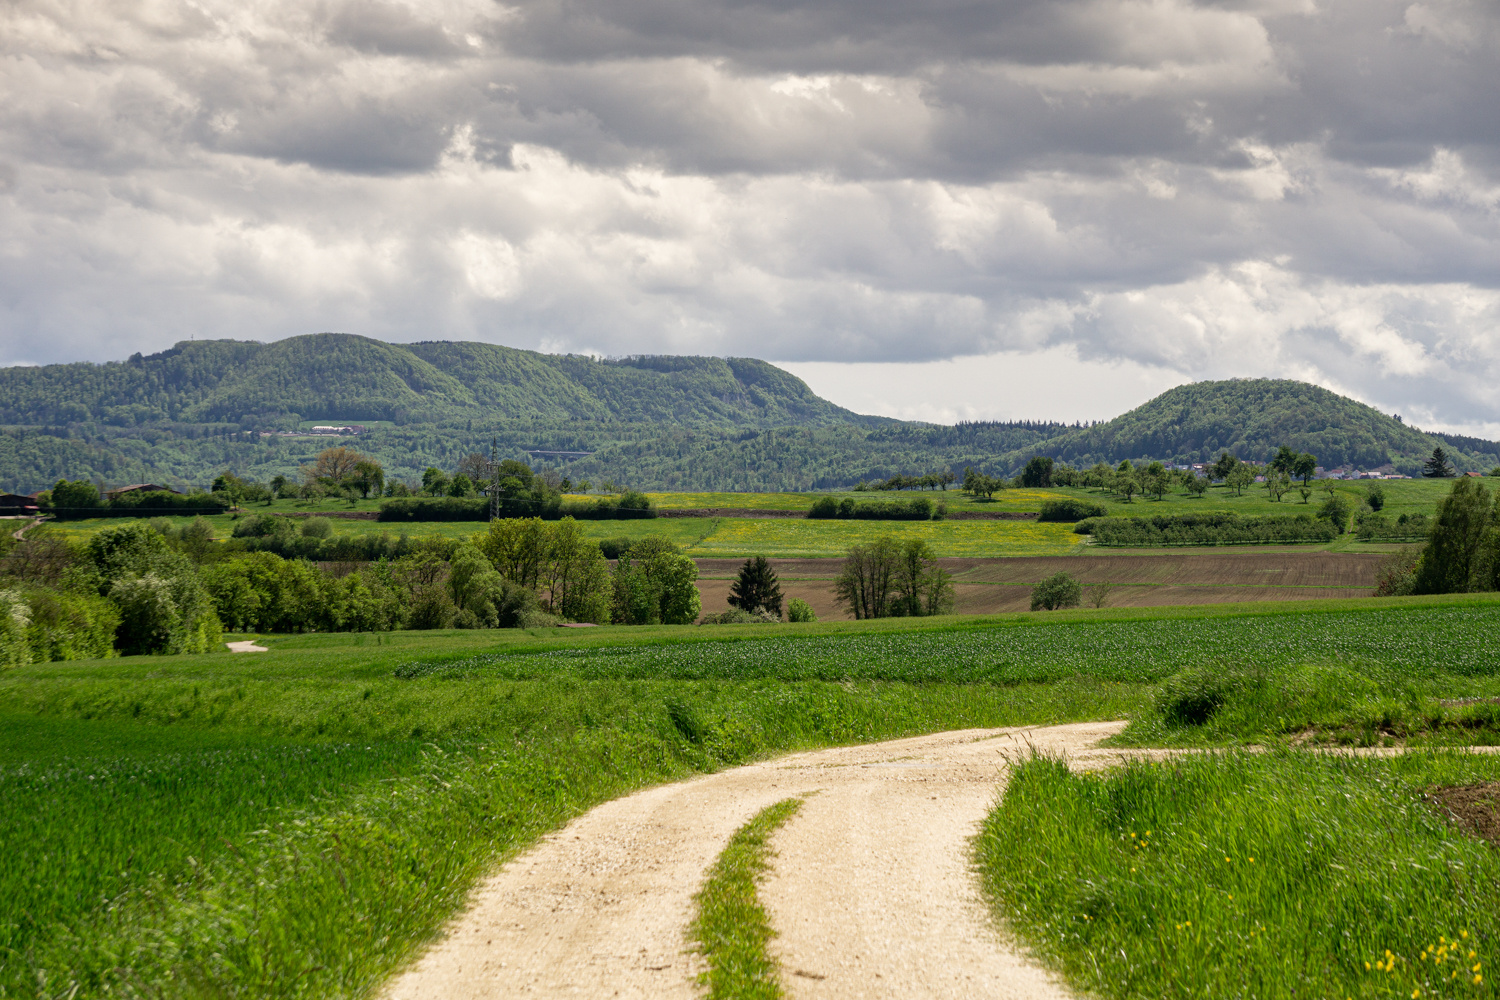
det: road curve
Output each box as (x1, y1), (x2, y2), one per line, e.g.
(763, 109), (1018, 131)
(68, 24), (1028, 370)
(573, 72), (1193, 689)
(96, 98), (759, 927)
(380, 721), (1130, 1000)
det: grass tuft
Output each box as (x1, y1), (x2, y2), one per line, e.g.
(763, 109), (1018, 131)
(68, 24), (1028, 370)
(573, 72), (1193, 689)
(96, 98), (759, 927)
(690, 797), (805, 1000)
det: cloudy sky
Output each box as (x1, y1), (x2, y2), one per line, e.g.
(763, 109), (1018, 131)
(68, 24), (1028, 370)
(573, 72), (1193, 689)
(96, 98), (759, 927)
(2, 0), (1498, 430)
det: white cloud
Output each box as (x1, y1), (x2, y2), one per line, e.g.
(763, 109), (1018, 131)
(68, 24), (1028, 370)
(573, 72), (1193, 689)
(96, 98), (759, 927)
(1, 0), (1499, 429)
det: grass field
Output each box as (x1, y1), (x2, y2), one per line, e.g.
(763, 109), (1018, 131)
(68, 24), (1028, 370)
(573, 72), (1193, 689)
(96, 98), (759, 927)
(5, 595), (1500, 996)
(43, 512), (1087, 558)
(979, 750), (1500, 999)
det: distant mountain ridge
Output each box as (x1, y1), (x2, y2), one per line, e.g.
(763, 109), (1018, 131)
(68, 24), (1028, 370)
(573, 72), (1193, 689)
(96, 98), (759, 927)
(0, 333), (873, 428)
(0, 337), (1496, 492)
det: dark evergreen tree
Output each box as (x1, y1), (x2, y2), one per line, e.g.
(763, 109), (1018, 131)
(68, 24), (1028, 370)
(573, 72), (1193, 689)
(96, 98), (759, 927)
(1423, 446), (1456, 478)
(727, 556), (783, 617)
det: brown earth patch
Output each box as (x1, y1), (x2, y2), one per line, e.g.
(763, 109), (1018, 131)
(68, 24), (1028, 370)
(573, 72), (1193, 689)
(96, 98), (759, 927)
(693, 551), (1382, 620)
(1425, 782), (1500, 847)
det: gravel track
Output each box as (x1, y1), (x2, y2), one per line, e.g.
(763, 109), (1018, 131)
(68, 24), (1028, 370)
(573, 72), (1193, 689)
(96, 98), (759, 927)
(381, 721), (1130, 1000)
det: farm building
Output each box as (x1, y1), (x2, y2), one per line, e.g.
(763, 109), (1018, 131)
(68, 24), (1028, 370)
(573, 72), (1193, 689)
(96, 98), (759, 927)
(0, 493), (39, 514)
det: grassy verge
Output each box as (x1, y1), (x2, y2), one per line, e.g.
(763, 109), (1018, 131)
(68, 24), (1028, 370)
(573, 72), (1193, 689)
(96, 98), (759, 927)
(690, 797), (805, 1000)
(1115, 659), (1500, 748)
(978, 750), (1499, 999)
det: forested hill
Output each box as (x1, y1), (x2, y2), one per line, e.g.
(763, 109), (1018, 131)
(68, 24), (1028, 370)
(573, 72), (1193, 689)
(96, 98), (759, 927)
(998, 379), (1500, 475)
(0, 333), (872, 428)
(2, 338), (1497, 491)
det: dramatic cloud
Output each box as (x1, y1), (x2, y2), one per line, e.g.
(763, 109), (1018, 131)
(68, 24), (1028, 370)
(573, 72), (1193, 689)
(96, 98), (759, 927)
(1, 0), (1497, 428)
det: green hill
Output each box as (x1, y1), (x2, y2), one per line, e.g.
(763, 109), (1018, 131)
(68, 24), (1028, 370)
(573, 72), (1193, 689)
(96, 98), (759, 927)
(1, 339), (1495, 493)
(0, 333), (872, 428)
(1001, 379), (1500, 476)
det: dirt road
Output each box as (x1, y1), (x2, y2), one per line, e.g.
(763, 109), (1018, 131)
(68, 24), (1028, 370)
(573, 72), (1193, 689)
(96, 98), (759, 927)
(381, 721), (1129, 1000)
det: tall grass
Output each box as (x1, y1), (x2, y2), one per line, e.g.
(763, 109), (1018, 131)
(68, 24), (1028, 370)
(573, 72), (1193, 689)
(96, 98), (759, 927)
(978, 750), (1500, 999)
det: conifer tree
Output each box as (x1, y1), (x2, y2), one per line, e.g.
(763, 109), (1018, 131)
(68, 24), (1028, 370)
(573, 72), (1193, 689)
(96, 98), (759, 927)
(1423, 446), (1456, 478)
(728, 556), (783, 617)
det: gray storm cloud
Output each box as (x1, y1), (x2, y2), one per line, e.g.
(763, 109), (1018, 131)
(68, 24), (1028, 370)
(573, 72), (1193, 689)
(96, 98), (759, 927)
(0, 0), (1497, 428)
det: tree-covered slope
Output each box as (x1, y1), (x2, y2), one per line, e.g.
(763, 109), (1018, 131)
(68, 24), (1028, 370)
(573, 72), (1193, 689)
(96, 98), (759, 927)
(0, 333), (869, 428)
(3, 338), (1497, 492)
(1002, 379), (1500, 475)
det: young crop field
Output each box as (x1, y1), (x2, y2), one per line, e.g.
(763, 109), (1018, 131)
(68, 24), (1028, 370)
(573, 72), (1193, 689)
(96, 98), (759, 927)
(4, 596), (1500, 997)
(43, 511), (1087, 558)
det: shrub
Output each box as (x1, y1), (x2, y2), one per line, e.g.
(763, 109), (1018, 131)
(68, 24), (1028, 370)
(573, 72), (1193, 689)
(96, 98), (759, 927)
(598, 537), (633, 559)
(1365, 483), (1386, 511)
(1317, 494), (1354, 533)
(300, 517), (333, 539)
(808, 497), (934, 520)
(378, 497), (490, 521)
(1154, 666), (1242, 726)
(700, 608), (780, 625)
(0, 589), (30, 668)
(105, 490), (227, 517)
(25, 588), (119, 661)
(1038, 499), (1108, 522)
(808, 497), (839, 518)
(1030, 572), (1081, 611)
(406, 583), (456, 630)
(109, 574), (181, 655)
(1087, 513), (1338, 546)
(786, 597), (817, 623)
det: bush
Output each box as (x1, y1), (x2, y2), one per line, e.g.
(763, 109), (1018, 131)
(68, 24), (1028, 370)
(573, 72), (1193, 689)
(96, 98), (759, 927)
(1154, 666), (1242, 726)
(25, 588), (119, 661)
(1030, 572), (1081, 611)
(1317, 494), (1354, 533)
(808, 497), (935, 520)
(699, 608), (780, 625)
(109, 574), (181, 655)
(808, 497), (839, 518)
(1037, 499), (1108, 522)
(1086, 513), (1337, 546)
(1365, 483), (1386, 511)
(562, 493), (656, 519)
(786, 597), (817, 623)
(378, 497), (491, 522)
(105, 490), (227, 517)
(0, 589), (30, 668)
(598, 537), (633, 560)
(300, 517), (334, 539)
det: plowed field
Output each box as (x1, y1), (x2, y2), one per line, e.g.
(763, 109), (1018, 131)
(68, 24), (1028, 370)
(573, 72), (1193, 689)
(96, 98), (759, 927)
(694, 550), (1384, 620)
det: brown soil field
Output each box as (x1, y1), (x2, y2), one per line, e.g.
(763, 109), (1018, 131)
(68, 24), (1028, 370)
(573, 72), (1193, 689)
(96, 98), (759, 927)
(694, 550), (1383, 620)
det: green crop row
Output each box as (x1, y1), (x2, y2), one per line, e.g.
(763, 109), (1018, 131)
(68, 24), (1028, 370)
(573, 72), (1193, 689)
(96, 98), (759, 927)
(398, 604), (1500, 685)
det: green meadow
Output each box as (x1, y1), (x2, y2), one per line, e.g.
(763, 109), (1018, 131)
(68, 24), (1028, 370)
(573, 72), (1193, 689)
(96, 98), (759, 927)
(5, 595), (1500, 997)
